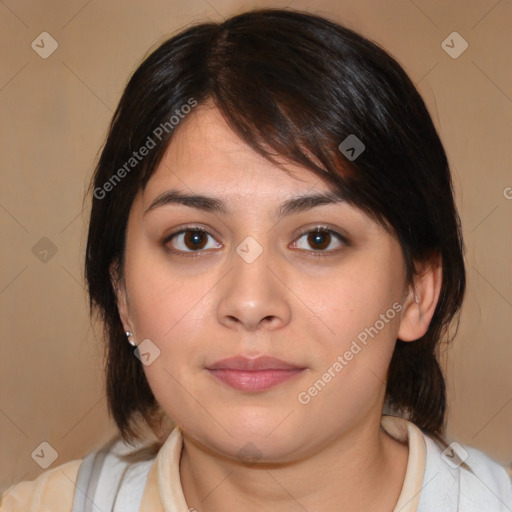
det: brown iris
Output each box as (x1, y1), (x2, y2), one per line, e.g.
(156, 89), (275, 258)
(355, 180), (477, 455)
(307, 230), (331, 250)
(183, 230), (208, 250)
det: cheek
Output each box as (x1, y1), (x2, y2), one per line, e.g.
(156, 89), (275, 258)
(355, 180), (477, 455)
(123, 249), (220, 392)
(294, 256), (404, 406)
(125, 267), (209, 424)
(296, 258), (403, 346)
(124, 247), (210, 341)
(295, 289), (401, 427)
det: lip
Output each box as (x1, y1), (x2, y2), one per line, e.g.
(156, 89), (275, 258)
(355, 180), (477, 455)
(207, 355), (303, 371)
(206, 356), (307, 392)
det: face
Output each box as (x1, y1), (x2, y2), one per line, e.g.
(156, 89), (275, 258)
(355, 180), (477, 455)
(115, 103), (423, 463)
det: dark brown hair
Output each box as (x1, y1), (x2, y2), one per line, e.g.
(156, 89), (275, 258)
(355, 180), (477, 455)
(85, 8), (466, 446)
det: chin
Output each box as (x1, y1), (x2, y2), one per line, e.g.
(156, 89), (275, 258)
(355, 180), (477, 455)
(210, 434), (305, 466)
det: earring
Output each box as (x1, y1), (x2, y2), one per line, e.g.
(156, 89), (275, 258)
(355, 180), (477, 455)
(414, 291), (420, 304)
(125, 331), (136, 346)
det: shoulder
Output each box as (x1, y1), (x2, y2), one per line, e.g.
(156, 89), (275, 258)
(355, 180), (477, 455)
(0, 459), (82, 512)
(0, 435), (159, 512)
(457, 442), (512, 506)
(419, 432), (512, 511)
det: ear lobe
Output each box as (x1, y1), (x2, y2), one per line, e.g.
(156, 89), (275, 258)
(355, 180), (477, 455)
(110, 261), (133, 334)
(397, 256), (443, 342)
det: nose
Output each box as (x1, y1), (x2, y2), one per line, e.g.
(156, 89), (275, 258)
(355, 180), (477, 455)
(216, 242), (292, 332)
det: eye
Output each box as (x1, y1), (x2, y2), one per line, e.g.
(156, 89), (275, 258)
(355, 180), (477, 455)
(163, 225), (347, 258)
(291, 227), (346, 255)
(164, 227), (222, 254)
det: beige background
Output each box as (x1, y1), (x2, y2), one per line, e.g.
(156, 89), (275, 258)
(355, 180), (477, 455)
(1, 0), (511, 493)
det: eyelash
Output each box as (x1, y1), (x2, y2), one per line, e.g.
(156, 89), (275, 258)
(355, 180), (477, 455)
(162, 224), (348, 259)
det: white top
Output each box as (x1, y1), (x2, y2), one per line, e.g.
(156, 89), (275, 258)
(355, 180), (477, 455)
(3, 415), (511, 511)
(86, 415), (512, 511)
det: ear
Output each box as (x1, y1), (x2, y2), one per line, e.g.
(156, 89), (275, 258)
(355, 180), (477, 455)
(110, 261), (134, 335)
(397, 254), (443, 342)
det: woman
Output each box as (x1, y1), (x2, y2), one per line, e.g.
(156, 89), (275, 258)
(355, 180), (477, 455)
(2, 7), (511, 512)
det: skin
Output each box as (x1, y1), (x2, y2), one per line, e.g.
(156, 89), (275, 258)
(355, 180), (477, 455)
(113, 102), (442, 512)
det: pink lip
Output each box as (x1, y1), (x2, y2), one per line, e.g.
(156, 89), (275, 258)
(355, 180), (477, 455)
(206, 356), (306, 392)
(207, 355), (303, 371)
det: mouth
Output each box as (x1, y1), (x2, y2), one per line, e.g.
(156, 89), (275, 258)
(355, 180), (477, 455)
(206, 355), (307, 392)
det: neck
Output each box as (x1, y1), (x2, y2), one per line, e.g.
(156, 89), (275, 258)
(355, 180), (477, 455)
(178, 415), (409, 512)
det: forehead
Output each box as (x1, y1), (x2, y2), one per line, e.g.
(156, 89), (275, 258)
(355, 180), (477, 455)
(142, 104), (331, 205)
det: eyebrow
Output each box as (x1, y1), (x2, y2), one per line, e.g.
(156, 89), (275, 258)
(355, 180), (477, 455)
(144, 188), (346, 220)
